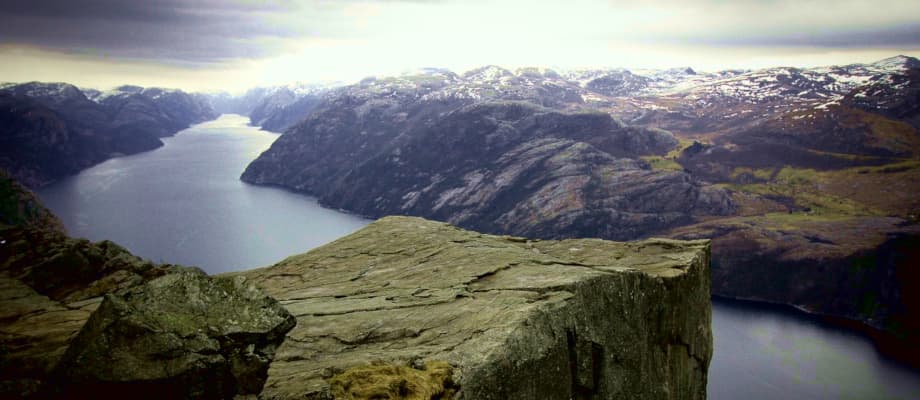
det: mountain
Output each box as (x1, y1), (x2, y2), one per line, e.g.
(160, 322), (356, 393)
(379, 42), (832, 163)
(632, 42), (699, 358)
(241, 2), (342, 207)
(0, 82), (217, 187)
(203, 87), (275, 116)
(203, 82), (337, 132)
(241, 56), (920, 352)
(247, 83), (329, 132)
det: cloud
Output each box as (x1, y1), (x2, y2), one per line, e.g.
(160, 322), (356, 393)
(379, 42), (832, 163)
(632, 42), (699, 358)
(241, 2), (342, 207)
(0, 0), (918, 88)
(0, 0), (309, 64)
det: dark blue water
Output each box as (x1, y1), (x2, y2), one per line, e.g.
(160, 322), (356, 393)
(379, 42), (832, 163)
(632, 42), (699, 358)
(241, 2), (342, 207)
(710, 300), (919, 399)
(37, 114), (369, 273)
(36, 114), (920, 399)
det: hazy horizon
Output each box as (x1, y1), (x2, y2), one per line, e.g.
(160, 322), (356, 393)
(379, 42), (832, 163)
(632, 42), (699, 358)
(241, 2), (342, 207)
(1, 0), (919, 92)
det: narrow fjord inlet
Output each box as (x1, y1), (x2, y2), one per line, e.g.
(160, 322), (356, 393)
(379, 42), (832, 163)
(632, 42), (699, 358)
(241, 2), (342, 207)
(37, 115), (369, 273)
(35, 116), (920, 399)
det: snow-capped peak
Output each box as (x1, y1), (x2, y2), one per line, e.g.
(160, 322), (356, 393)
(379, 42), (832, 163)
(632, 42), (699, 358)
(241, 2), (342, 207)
(868, 55), (920, 72)
(462, 65), (513, 81)
(0, 82), (86, 103)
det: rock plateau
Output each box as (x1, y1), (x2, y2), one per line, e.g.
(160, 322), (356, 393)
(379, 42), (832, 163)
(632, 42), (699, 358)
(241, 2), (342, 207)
(237, 216), (713, 400)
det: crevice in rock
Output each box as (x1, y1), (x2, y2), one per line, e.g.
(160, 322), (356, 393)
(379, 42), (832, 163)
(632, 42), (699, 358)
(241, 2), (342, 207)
(567, 329), (603, 399)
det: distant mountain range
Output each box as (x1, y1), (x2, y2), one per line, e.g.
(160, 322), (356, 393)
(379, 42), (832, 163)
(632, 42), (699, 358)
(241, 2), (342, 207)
(3, 56), (918, 358)
(238, 55), (920, 355)
(0, 82), (217, 187)
(205, 82), (333, 132)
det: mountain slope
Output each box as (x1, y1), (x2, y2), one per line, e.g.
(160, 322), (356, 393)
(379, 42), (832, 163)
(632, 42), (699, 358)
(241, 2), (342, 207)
(0, 82), (217, 187)
(241, 56), (920, 351)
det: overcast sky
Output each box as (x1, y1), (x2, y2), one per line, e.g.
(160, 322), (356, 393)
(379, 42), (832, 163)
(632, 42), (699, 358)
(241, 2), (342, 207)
(1, 0), (919, 92)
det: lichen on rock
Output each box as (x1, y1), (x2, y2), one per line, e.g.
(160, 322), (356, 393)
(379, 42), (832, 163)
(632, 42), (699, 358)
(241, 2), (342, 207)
(48, 270), (296, 398)
(239, 216), (713, 399)
(328, 361), (456, 400)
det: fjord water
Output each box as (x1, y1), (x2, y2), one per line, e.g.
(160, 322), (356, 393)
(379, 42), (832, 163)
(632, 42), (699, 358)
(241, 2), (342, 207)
(37, 115), (919, 399)
(37, 114), (369, 273)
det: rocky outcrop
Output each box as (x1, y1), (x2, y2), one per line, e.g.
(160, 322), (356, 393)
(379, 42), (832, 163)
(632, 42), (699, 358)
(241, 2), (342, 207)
(50, 271), (295, 399)
(667, 216), (920, 364)
(237, 216), (713, 399)
(0, 170), (62, 231)
(0, 225), (187, 396)
(0, 82), (217, 187)
(0, 175), (293, 398)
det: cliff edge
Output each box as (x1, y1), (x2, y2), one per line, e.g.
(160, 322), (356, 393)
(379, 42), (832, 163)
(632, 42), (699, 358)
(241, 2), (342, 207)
(0, 172), (294, 398)
(238, 216), (713, 399)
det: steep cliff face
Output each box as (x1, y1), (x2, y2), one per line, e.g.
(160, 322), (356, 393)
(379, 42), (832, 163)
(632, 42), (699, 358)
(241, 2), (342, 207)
(0, 82), (217, 187)
(237, 216), (713, 399)
(667, 216), (920, 361)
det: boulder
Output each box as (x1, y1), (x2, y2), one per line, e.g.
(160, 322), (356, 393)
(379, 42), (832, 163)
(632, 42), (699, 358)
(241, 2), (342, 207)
(1, 174), (296, 398)
(48, 270), (295, 398)
(239, 216), (712, 399)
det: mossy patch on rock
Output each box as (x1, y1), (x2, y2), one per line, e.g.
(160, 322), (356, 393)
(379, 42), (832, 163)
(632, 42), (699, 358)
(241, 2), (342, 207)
(48, 270), (296, 399)
(238, 216), (713, 399)
(328, 361), (455, 400)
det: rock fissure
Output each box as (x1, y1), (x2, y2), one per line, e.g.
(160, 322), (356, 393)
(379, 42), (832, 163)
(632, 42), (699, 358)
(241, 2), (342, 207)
(240, 216), (712, 399)
(291, 296), (463, 317)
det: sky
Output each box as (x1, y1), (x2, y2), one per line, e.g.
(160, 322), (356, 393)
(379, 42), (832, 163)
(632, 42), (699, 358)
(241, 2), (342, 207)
(1, 0), (919, 93)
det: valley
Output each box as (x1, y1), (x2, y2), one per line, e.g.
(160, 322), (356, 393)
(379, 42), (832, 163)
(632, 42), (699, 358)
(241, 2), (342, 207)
(230, 56), (920, 358)
(2, 54), (918, 397)
(0, 83), (217, 188)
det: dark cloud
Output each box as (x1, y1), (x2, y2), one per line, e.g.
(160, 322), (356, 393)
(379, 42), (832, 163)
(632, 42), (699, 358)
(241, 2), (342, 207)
(0, 0), (307, 64)
(0, 0), (917, 67)
(675, 23), (920, 48)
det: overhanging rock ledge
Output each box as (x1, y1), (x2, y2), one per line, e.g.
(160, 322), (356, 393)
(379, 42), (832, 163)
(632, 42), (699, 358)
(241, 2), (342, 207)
(236, 216), (713, 399)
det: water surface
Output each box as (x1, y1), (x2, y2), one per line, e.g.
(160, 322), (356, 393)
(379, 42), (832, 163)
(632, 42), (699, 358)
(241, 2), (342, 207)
(36, 114), (920, 398)
(38, 114), (369, 273)
(710, 299), (919, 399)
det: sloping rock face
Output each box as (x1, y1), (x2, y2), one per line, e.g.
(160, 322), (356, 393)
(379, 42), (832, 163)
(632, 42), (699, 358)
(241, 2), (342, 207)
(243, 100), (732, 241)
(0, 82), (217, 188)
(0, 173), (294, 398)
(239, 59), (920, 350)
(0, 226), (186, 396)
(0, 230), (295, 398)
(0, 170), (63, 231)
(238, 216), (712, 399)
(50, 271), (295, 399)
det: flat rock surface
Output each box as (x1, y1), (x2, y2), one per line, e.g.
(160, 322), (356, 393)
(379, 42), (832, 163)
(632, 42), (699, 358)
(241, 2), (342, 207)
(238, 216), (712, 399)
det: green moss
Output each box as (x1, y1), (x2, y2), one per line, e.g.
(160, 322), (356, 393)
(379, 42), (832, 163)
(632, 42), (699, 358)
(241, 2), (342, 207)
(804, 149), (895, 162)
(755, 212), (852, 227)
(726, 165), (885, 217)
(641, 156), (683, 172)
(729, 167), (774, 181)
(848, 109), (920, 156)
(666, 137), (701, 159)
(328, 361), (456, 400)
